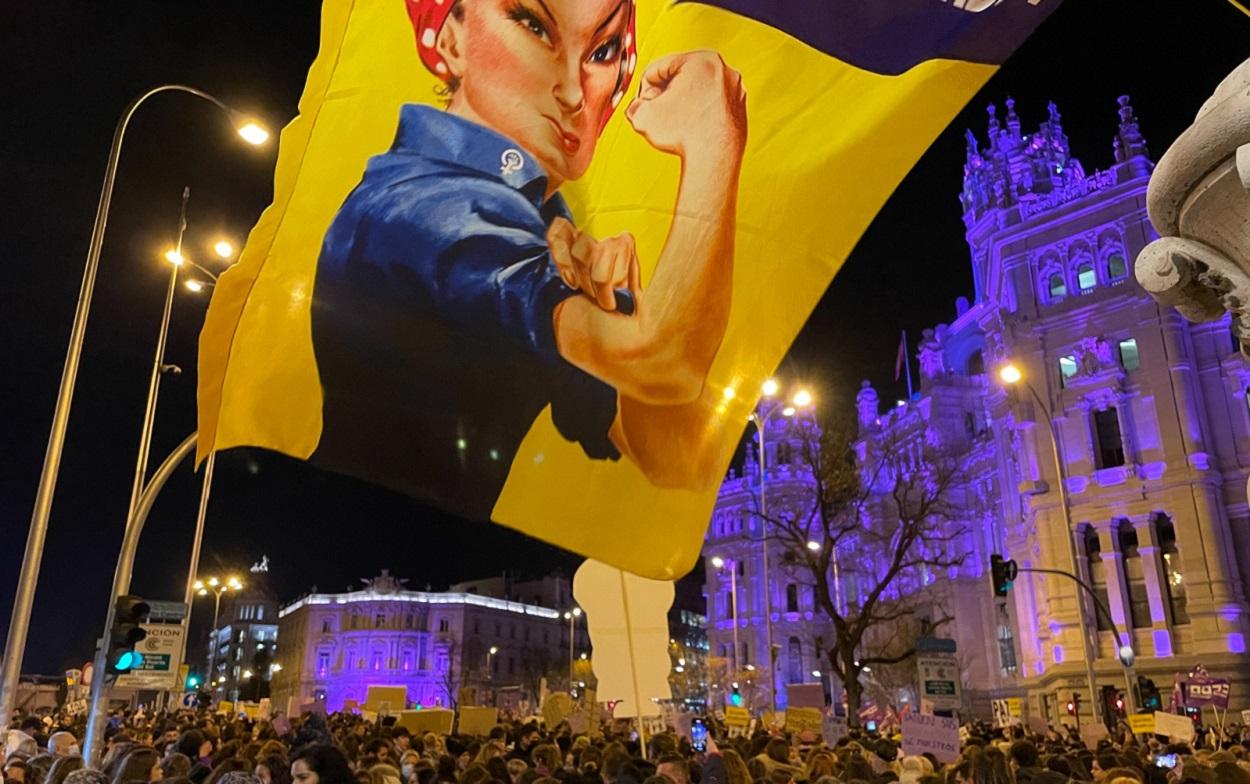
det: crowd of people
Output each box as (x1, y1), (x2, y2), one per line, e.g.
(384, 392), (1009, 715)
(1, 708), (1248, 784)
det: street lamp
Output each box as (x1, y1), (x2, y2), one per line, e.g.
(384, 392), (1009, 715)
(998, 362), (1102, 719)
(10, 84), (268, 752)
(748, 379), (814, 712)
(486, 646), (498, 680)
(563, 608), (582, 690)
(710, 556), (741, 675)
(213, 240), (236, 260)
(194, 574), (242, 698)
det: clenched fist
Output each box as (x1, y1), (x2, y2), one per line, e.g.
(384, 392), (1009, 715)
(626, 51), (748, 161)
(547, 217), (641, 313)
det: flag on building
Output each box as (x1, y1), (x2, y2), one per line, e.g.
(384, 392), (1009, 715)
(197, 0), (1062, 580)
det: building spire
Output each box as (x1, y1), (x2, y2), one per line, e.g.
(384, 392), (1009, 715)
(1114, 94), (1149, 162)
(1006, 96), (1021, 138)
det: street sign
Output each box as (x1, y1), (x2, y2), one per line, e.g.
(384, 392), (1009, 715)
(917, 654), (961, 711)
(145, 601), (188, 621)
(181, 692), (198, 708)
(991, 699), (1021, 727)
(115, 623), (184, 689)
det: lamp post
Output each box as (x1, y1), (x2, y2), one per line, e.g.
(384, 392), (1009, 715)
(195, 575), (243, 699)
(710, 556), (740, 675)
(998, 363), (1102, 721)
(748, 379), (814, 712)
(31, 86), (266, 757)
(563, 607), (582, 690)
(486, 646), (498, 680)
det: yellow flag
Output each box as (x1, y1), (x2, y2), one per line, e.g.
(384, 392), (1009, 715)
(198, 0), (1060, 579)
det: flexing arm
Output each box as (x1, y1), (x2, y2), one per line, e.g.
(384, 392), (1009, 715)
(552, 52), (747, 489)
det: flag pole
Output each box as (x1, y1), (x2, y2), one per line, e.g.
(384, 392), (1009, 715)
(903, 331), (914, 401)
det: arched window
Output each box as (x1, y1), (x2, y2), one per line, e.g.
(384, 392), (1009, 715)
(1156, 516), (1189, 625)
(1107, 253), (1127, 280)
(787, 636), (803, 684)
(786, 584), (799, 613)
(1083, 527), (1113, 631)
(966, 350), (985, 376)
(776, 442), (792, 465)
(1048, 273), (1067, 301)
(1077, 262), (1097, 292)
(1118, 522), (1151, 628)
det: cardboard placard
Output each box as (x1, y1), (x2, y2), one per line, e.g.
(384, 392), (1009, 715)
(901, 713), (960, 763)
(542, 693), (573, 728)
(786, 707), (823, 734)
(1153, 711), (1195, 742)
(725, 706), (750, 728)
(1127, 714), (1156, 735)
(458, 706), (499, 736)
(272, 715), (291, 736)
(258, 698), (272, 720)
(1079, 722), (1108, 750)
(1026, 715), (1049, 736)
(343, 698), (360, 713)
(821, 715), (848, 745)
(217, 700), (235, 715)
(787, 684), (825, 709)
(397, 709), (454, 735)
(365, 686), (408, 714)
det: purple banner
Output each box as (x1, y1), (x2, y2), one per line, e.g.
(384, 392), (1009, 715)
(1185, 677), (1231, 708)
(683, 0), (1062, 75)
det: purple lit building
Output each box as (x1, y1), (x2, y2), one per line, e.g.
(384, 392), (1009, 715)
(704, 98), (1250, 720)
(270, 571), (583, 713)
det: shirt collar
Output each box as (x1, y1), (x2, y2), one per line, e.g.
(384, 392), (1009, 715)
(393, 103), (554, 207)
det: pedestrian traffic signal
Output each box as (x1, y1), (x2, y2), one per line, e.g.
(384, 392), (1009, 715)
(1138, 676), (1162, 711)
(107, 595), (150, 674)
(1066, 694), (1079, 716)
(990, 554), (1018, 597)
(186, 673), (201, 690)
(730, 684), (743, 707)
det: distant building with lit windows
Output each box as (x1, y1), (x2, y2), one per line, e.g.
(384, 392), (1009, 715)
(704, 97), (1250, 719)
(207, 560), (279, 703)
(269, 571), (582, 713)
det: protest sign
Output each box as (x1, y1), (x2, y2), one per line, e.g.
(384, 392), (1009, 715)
(397, 709), (454, 735)
(458, 706), (498, 736)
(1079, 723), (1109, 750)
(725, 706), (750, 728)
(822, 715), (849, 745)
(542, 693), (574, 728)
(1127, 714), (1156, 735)
(787, 684), (825, 709)
(902, 714), (960, 763)
(1185, 677), (1231, 708)
(365, 686), (407, 714)
(786, 707), (823, 734)
(1153, 711), (1195, 742)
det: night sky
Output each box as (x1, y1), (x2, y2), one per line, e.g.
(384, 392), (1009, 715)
(1, 2), (1246, 675)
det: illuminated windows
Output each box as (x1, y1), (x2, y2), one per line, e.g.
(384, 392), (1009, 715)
(1077, 262), (1097, 292)
(1118, 338), (1139, 371)
(1048, 273), (1067, 301)
(1107, 253), (1127, 280)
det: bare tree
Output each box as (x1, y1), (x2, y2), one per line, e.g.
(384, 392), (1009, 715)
(518, 645), (560, 705)
(758, 414), (969, 723)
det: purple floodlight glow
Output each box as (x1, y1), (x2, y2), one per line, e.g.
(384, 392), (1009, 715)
(1053, 644), (1064, 663)
(1152, 629), (1173, 657)
(1228, 633), (1246, 654)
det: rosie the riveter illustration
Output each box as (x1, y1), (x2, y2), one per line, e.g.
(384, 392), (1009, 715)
(311, 0), (747, 517)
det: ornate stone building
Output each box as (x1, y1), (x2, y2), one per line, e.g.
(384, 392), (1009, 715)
(269, 571), (581, 713)
(704, 97), (1250, 720)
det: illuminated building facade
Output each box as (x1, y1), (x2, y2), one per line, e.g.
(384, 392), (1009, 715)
(705, 98), (1250, 718)
(270, 571), (581, 713)
(207, 562), (279, 703)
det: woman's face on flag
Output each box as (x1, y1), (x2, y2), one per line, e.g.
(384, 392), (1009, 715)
(448, 0), (630, 184)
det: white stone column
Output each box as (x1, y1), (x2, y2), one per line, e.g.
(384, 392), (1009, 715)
(1096, 521), (1131, 638)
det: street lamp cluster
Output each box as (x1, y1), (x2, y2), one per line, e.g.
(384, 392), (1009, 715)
(710, 378), (814, 712)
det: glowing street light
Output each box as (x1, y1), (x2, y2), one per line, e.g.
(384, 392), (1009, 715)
(748, 378), (815, 713)
(242, 669), (254, 680)
(213, 240), (235, 259)
(195, 574), (243, 697)
(185, 280), (206, 294)
(999, 364), (1023, 385)
(164, 249), (184, 266)
(711, 556), (725, 569)
(235, 120), (270, 146)
(806, 540), (821, 551)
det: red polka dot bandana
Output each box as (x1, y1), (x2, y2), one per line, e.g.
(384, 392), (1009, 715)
(405, 0), (638, 129)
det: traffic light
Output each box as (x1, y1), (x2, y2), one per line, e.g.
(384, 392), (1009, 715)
(1066, 693), (1079, 716)
(990, 554), (1018, 597)
(107, 595), (150, 674)
(730, 683), (743, 707)
(1138, 676), (1162, 711)
(185, 672), (201, 690)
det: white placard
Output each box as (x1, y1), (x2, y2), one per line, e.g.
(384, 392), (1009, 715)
(1153, 711), (1195, 742)
(901, 713), (960, 763)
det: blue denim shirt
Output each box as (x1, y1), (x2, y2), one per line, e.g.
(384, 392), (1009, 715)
(312, 104), (619, 517)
